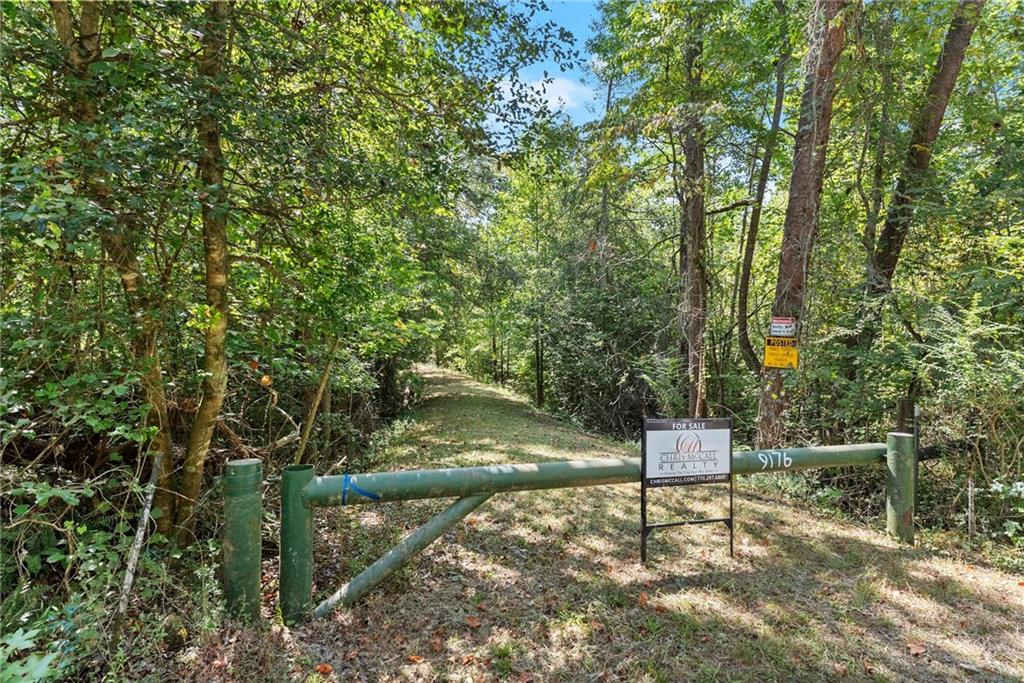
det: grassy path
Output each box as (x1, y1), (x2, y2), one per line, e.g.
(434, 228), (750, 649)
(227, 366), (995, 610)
(202, 367), (1023, 681)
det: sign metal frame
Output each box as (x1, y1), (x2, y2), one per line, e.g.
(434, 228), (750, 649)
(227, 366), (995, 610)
(640, 417), (733, 563)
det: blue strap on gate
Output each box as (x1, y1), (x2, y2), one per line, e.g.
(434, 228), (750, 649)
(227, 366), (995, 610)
(341, 473), (381, 505)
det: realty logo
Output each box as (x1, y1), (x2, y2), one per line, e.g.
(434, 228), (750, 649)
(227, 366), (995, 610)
(676, 433), (702, 453)
(659, 432), (717, 472)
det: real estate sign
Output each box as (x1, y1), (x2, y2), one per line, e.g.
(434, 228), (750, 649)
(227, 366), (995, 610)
(640, 417), (734, 562)
(642, 418), (732, 486)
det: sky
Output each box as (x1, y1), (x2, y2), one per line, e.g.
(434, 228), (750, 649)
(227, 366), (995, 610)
(520, 1), (602, 124)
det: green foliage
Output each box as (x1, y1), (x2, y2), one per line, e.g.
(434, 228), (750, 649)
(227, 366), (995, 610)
(0, 629), (57, 683)
(988, 480), (1024, 547)
(442, 0), (1022, 559)
(1, 0), (1021, 674)
(2, 0), (571, 674)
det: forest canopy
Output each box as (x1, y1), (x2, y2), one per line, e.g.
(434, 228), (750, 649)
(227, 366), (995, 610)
(1, 0), (1022, 679)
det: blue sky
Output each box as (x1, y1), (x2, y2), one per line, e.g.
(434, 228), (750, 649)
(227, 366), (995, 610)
(519, 1), (602, 124)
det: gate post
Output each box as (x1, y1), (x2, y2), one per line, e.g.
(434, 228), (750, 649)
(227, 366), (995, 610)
(223, 458), (263, 621)
(281, 464), (314, 624)
(886, 432), (915, 545)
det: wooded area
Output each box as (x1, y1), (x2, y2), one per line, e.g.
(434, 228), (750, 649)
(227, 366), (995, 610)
(1, 0), (1021, 679)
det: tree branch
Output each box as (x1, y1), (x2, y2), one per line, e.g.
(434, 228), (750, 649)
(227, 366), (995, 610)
(706, 198), (756, 216)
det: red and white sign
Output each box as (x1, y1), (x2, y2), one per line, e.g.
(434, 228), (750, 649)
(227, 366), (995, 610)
(770, 316), (797, 338)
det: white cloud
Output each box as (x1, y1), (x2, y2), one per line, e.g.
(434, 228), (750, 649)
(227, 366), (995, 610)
(528, 77), (593, 112)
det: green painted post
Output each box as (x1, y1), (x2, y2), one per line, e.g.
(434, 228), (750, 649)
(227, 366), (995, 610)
(280, 464), (314, 624)
(886, 432), (915, 545)
(314, 492), (491, 618)
(223, 458), (263, 621)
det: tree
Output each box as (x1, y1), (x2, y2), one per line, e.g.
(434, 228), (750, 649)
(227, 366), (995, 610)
(679, 23), (709, 418)
(866, 1), (985, 296)
(48, 1), (181, 534)
(174, 0), (231, 544)
(737, 0), (790, 375)
(757, 0), (850, 448)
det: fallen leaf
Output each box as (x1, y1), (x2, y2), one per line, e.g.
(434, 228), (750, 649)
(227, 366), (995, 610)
(1018, 581), (1024, 587)
(907, 642), (926, 656)
(260, 374), (272, 387)
(466, 615), (482, 628)
(315, 663), (333, 675)
(638, 592), (649, 607)
(344, 651), (357, 661)
(590, 620), (604, 632)
(462, 654), (476, 665)
(248, 359), (259, 370)
(431, 637), (443, 653)
(408, 655), (424, 663)
(700, 634), (710, 643)
(832, 662), (849, 675)
(519, 673), (535, 683)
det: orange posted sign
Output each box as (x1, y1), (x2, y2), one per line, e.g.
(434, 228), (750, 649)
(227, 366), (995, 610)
(764, 336), (799, 369)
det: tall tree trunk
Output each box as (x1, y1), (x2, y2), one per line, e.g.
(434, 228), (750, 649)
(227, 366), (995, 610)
(491, 329), (498, 382)
(534, 320), (545, 407)
(681, 37), (708, 418)
(867, 0), (984, 295)
(738, 0), (790, 376)
(859, 7), (894, 274)
(596, 79), (614, 288)
(757, 0), (849, 448)
(49, 1), (177, 533)
(175, 0), (231, 544)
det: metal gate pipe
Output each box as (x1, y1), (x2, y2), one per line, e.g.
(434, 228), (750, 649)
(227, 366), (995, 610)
(886, 432), (915, 544)
(280, 464), (314, 625)
(301, 443), (888, 507)
(222, 458), (262, 621)
(313, 492), (492, 618)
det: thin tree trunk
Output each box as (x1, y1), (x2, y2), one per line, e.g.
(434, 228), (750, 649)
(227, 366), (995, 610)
(49, 1), (178, 532)
(294, 337), (342, 465)
(757, 0), (849, 448)
(597, 79), (614, 288)
(681, 35), (708, 418)
(860, 8), (893, 268)
(109, 450), (163, 649)
(867, 0), (984, 295)
(491, 330), (498, 382)
(322, 381), (332, 451)
(534, 320), (545, 407)
(176, 0), (231, 545)
(738, 0), (790, 375)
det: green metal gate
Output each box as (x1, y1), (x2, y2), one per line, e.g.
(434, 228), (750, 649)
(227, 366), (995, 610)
(221, 433), (915, 623)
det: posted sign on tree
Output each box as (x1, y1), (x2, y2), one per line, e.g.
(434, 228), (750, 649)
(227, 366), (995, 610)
(640, 418), (733, 561)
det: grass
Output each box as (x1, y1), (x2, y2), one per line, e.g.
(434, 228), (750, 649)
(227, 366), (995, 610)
(180, 366), (1024, 681)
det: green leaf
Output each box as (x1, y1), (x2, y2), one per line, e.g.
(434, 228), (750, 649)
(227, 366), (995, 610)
(2, 628), (39, 651)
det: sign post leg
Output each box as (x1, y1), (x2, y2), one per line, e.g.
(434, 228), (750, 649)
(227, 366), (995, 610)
(728, 474), (734, 558)
(641, 478), (647, 560)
